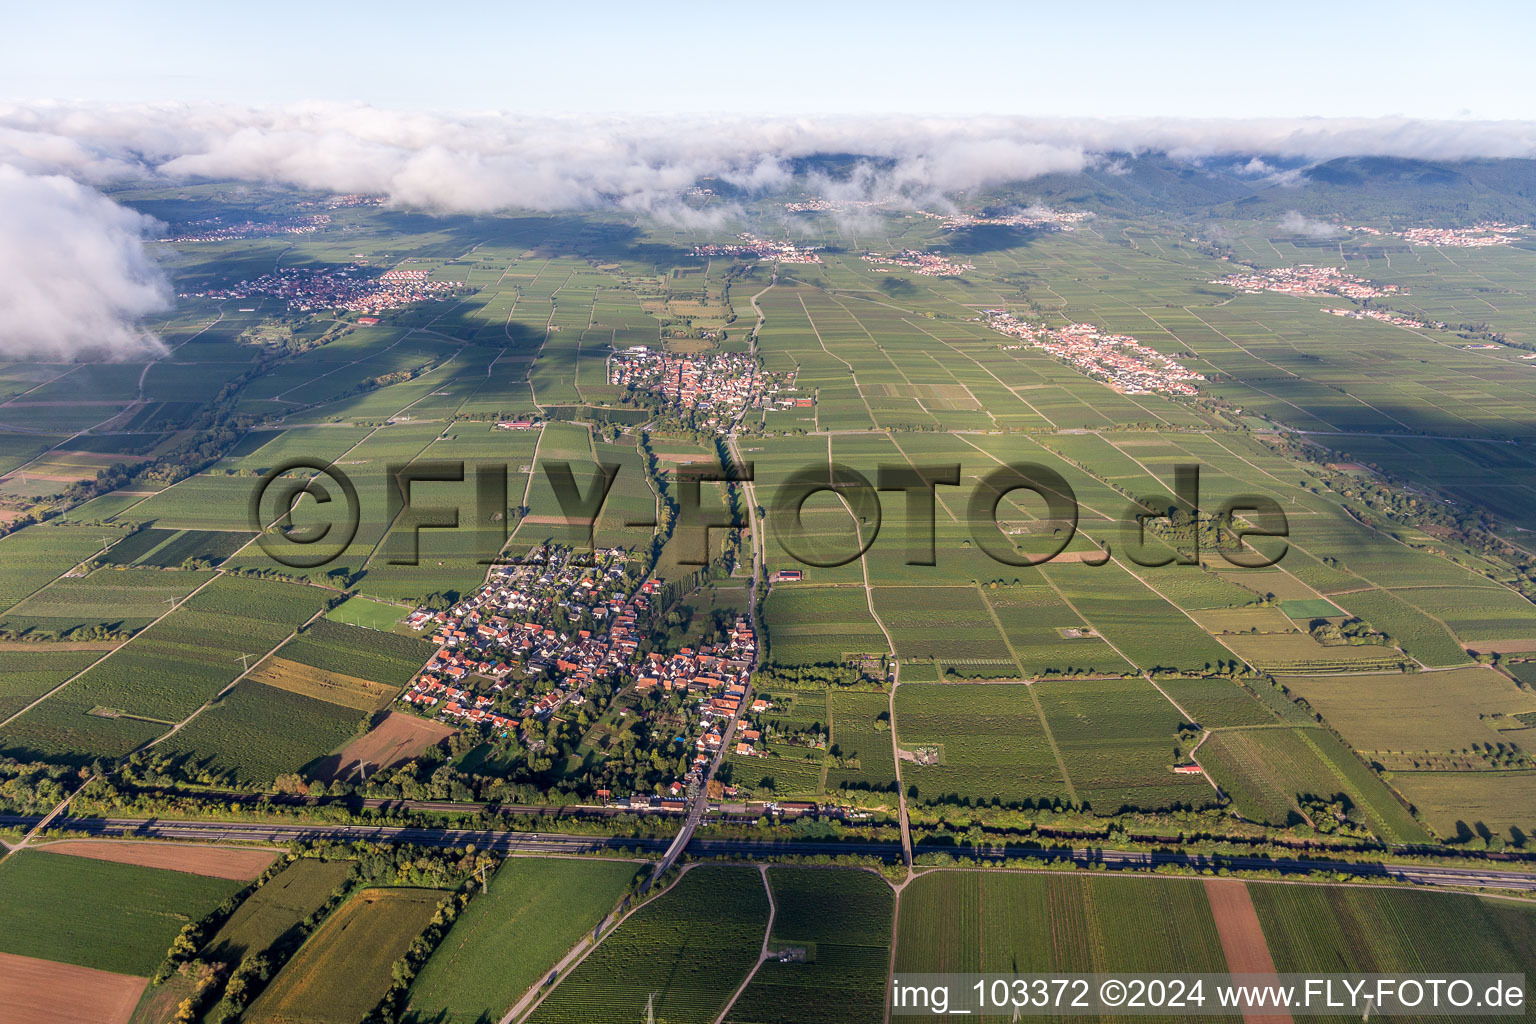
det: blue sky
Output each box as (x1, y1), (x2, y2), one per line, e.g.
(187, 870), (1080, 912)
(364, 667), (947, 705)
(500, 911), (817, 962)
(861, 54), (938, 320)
(3, 0), (1531, 119)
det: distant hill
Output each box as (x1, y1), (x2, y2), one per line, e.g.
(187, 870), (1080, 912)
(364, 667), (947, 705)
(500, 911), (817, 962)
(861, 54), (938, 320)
(935, 153), (1536, 226)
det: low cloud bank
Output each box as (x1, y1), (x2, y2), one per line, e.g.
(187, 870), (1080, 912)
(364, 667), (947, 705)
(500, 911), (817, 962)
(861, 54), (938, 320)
(3, 106), (1535, 362)
(0, 164), (170, 361)
(4, 105), (1536, 217)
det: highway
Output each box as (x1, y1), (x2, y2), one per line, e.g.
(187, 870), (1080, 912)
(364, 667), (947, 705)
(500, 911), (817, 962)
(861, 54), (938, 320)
(6, 815), (1536, 891)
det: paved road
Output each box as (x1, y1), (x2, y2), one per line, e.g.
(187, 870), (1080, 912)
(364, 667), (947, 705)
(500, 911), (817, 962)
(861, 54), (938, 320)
(6, 815), (1536, 891)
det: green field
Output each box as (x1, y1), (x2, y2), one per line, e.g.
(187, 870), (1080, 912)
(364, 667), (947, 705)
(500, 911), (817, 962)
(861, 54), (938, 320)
(1251, 884), (1536, 978)
(1, 567), (216, 637)
(1278, 598), (1343, 619)
(1197, 726), (1431, 843)
(1032, 677), (1210, 812)
(0, 849), (244, 975)
(325, 595), (408, 631)
(245, 887), (443, 1024)
(826, 690), (900, 793)
(894, 683), (1068, 806)
(406, 857), (641, 1024)
(725, 868), (893, 1024)
(895, 871), (1228, 1009)
(203, 857), (354, 964)
(0, 575), (331, 762)
(154, 680), (363, 786)
(0, 649), (100, 720)
(527, 865), (769, 1024)
(277, 617), (436, 688)
(0, 523), (113, 614)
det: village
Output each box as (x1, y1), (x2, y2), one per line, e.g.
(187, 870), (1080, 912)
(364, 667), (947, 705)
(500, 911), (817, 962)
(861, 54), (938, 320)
(609, 347), (805, 428)
(782, 197), (889, 214)
(1388, 222), (1526, 247)
(692, 233), (823, 263)
(1212, 265), (1402, 300)
(1321, 306), (1443, 329)
(166, 213), (332, 243)
(940, 206), (1093, 232)
(395, 544), (763, 805)
(183, 264), (459, 313)
(861, 248), (975, 276)
(983, 310), (1204, 396)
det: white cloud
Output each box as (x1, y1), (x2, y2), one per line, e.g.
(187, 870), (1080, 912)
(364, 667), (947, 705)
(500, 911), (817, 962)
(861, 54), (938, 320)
(1278, 210), (1341, 237)
(0, 164), (171, 361)
(5, 104), (1533, 220)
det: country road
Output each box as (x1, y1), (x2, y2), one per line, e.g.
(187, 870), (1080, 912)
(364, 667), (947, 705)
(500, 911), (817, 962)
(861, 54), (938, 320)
(6, 815), (1536, 891)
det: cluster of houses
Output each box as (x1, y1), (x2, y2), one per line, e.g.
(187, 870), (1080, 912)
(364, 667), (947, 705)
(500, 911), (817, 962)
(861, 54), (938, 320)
(322, 193), (385, 208)
(861, 249), (975, 277)
(1212, 265), (1401, 300)
(782, 197), (890, 214)
(940, 206), (1092, 232)
(1321, 306), (1442, 329)
(184, 263), (459, 313)
(633, 620), (761, 791)
(984, 310), (1204, 397)
(393, 540), (767, 804)
(398, 546), (656, 730)
(166, 213), (331, 243)
(609, 347), (803, 428)
(692, 234), (823, 264)
(1373, 223), (1527, 247)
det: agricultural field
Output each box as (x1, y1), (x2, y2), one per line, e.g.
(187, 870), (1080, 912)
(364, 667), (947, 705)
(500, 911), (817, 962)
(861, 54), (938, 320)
(893, 683), (1068, 806)
(1031, 677), (1209, 812)
(0, 952), (150, 1024)
(406, 857), (641, 1024)
(202, 858), (355, 965)
(0, 566), (215, 638)
(110, 528), (253, 569)
(1196, 726), (1431, 843)
(0, 575), (331, 762)
(981, 585), (1135, 677)
(317, 711), (455, 782)
(0, 849), (244, 976)
(0, 523), (113, 613)
(1251, 884), (1536, 977)
(895, 871), (1228, 983)
(1153, 677), (1281, 728)
(826, 690), (900, 794)
(872, 586), (1014, 670)
(762, 586), (889, 666)
(275, 617), (435, 690)
(153, 679), (362, 785)
(726, 868), (893, 1024)
(246, 656), (400, 712)
(35, 839), (274, 879)
(527, 865), (769, 1024)
(1390, 770), (1536, 843)
(0, 648), (100, 721)
(244, 888), (444, 1024)
(1276, 666), (1536, 756)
